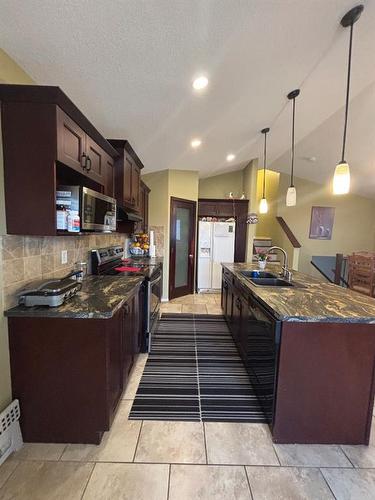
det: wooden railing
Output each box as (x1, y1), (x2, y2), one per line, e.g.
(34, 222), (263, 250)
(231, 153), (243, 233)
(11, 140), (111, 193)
(275, 216), (301, 248)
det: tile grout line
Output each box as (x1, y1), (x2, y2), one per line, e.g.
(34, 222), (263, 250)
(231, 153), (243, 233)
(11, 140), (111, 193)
(58, 444), (68, 461)
(166, 463), (171, 500)
(271, 444), (282, 466)
(202, 423), (209, 465)
(132, 420), (144, 463)
(80, 461), (96, 500)
(318, 467), (339, 500)
(244, 465), (255, 500)
(339, 445), (356, 468)
(0, 459), (22, 493)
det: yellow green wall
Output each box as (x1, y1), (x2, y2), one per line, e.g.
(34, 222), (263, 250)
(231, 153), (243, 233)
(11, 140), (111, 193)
(198, 170), (244, 199)
(142, 169), (199, 299)
(273, 173), (375, 275)
(255, 169), (280, 238)
(0, 50), (35, 410)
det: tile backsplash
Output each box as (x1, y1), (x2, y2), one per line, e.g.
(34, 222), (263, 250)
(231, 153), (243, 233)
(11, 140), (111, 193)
(1, 233), (127, 310)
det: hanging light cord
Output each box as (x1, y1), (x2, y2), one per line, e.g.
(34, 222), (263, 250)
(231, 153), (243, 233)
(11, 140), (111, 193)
(262, 131), (267, 198)
(290, 97), (296, 187)
(341, 22), (354, 163)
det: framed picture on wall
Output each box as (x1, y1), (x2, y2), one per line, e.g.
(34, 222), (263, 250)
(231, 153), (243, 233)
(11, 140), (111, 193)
(309, 206), (335, 240)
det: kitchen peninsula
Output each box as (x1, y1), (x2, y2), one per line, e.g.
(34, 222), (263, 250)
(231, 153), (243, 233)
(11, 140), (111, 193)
(222, 262), (375, 445)
(5, 275), (144, 444)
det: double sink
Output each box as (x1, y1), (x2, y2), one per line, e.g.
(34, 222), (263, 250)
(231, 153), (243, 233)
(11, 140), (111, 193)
(240, 270), (294, 287)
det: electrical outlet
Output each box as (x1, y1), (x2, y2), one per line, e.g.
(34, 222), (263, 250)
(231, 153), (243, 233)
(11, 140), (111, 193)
(61, 250), (68, 264)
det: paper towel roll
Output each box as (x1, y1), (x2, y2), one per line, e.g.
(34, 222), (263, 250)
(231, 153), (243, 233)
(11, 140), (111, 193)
(149, 230), (155, 247)
(149, 244), (156, 257)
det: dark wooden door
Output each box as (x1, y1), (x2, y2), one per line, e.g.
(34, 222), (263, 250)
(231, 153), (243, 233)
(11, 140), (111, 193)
(169, 197), (196, 299)
(56, 108), (86, 173)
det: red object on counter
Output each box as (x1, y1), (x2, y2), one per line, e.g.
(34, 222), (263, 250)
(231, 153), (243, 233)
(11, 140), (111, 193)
(114, 266), (142, 272)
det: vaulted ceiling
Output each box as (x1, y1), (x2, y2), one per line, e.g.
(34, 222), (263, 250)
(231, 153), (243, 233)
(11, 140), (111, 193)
(1, 1), (374, 197)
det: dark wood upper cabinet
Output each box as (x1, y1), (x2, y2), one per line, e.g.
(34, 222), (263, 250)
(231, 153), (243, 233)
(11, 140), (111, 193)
(0, 84), (118, 235)
(198, 198), (249, 262)
(135, 181), (151, 234)
(56, 107), (86, 173)
(108, 139), (144, 214)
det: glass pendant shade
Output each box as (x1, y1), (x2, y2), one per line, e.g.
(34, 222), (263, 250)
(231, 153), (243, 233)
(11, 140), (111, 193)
(286, 186), (297, 207)
(333, 161), (350, 195)
(259, 197), (268, 214)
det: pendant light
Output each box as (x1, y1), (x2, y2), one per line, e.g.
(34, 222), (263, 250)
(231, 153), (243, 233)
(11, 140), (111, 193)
(259, 127), (270, 214)
(333, 4), (364, 195)
(286, 89), (300, 207)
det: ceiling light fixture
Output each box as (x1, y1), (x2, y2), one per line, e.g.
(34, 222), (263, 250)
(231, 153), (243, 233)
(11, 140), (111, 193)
(286, 89), (300, 207)
(192, 76), (208, 91)
(226, 153), (235, 162)
(259, 127), (270, 214)
(191, 138), (202, 149)
(333, 4), (364, 195)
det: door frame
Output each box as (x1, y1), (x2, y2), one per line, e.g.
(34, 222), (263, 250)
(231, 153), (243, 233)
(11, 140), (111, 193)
(169, 197), (197, 300)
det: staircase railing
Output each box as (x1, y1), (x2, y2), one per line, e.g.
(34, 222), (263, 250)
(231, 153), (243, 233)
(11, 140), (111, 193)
(311, 254), (348, 287)
(275, 216), (301, 248)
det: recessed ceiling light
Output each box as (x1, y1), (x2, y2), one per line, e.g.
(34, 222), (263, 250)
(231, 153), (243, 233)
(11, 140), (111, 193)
(226, 153), (235, 162)
(192, 76), (208, 91)
(191, 138), (202, 149)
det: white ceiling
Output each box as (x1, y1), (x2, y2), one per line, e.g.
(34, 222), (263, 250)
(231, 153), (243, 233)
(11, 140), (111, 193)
(1, 0), (375, 196)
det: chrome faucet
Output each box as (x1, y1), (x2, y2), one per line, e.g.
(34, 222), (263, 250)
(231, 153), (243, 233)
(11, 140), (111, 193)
(266, 246), (293, 282)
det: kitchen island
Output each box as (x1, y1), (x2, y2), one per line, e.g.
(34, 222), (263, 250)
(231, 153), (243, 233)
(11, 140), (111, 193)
(222, 262), (375, 445)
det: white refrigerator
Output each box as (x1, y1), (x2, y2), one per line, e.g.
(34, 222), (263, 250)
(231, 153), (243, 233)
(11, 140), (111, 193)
(197, 221), (236, 291)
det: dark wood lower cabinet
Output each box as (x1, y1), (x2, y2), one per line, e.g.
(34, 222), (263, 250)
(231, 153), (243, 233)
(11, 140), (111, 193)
(8, 287), (141, 445)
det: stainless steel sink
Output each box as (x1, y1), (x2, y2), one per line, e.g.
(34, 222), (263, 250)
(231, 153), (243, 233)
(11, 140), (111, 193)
(250, 277), (294, 287)
(240, 271), (277, 279)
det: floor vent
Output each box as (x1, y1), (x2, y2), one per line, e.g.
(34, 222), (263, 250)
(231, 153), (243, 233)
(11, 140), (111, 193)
(0, 399), (23, 465)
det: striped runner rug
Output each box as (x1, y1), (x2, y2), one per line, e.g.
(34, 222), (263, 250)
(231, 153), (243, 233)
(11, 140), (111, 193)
(129, 314), (267, 423)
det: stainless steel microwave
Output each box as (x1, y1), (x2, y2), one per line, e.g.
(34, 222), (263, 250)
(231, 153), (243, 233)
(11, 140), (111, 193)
(57, 186), (117, 232)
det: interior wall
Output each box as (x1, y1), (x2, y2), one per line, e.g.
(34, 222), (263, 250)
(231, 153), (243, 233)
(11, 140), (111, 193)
(255, 169), (280, 238)
(273, 172), (375, 275)
(242, 159), (258, 262)
(0, 50), (35, 410)
(198, 170), (244, 199)
(142, 169), (199, 300)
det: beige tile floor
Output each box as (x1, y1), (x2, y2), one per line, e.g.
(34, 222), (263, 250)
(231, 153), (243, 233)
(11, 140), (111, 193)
(2, 353), (375, 498)
(161, 292), (223, 315)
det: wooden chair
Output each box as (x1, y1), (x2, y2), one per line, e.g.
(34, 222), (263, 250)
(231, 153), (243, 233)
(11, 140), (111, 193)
(348, 254), (375, 297)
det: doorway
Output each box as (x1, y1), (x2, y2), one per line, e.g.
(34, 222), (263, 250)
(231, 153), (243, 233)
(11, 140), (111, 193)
(169, 197), (196, 300)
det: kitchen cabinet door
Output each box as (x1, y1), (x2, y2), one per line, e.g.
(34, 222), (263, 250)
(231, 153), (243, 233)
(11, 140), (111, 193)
(108, 309), (123, 416)
(86, 135), (105, 185)
(131, 163), (141, 211)
(104, 154), (114, 197)
(57, 108), (86, 174)
(122, 155), (133, 205)
(143, 184), (150, 232)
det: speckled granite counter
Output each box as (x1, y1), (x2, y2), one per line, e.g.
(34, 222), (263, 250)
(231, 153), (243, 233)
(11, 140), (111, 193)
(223, 262), (375, 323)
(4, 275), (144, 319)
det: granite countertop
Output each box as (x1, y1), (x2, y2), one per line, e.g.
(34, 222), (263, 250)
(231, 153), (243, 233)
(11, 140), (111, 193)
(223, 262), (375, 323)
(5, 275), (144, 320)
